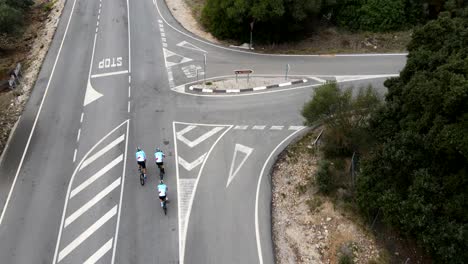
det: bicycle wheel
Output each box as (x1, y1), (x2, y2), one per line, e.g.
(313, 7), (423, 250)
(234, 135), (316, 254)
(140, 173), (145, 186)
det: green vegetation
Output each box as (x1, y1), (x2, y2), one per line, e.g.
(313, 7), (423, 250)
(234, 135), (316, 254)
(201, 0), (466, 42)
(0, 0), (33, 34)
(302, 10), (468, 263)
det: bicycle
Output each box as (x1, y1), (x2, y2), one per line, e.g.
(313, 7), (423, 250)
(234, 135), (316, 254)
(161, 197), (168, 215)
(156, 162), (165, 180)
(138, 166), (145, 186)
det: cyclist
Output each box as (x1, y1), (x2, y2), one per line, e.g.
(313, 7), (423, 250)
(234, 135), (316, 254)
(154, 147), (166, 174)
(136, 147), (147, 179)
(157, 180), (168, 207)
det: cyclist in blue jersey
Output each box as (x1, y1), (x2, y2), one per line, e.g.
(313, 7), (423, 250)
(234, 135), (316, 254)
(136, 147), (147, 178)
(157, 180), (168, 207)
(154, 147), (166, 174)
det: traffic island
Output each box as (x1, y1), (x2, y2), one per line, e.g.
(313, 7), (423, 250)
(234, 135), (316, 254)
(187, 76), (309, 94)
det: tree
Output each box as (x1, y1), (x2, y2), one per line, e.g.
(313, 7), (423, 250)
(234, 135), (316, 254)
(0, 2), (23, 34)
(357, 10), (468, 263)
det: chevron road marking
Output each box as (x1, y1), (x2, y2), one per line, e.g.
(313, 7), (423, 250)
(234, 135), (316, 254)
(83, 238), (113, 264)
(177, 126), (224, 148)
(58, 206), (117, 262)
(80, 134), (125, 171)
(226, 144), (254, 188)
(176, 41), (207, 53)
(178, 153), (207, 171)
(70, 155), (123, 198)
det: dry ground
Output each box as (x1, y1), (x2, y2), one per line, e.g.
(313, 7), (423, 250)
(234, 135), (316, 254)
(0, 0), (64, 157)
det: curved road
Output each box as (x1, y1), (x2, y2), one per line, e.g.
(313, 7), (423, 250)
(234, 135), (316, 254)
(0, 0), (406, 263)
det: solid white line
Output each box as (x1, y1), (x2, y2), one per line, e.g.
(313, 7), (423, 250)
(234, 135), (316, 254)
(91, 70), (129, 79)
(127, 101), (130, 113)
(126, 0), (131, 73)
(173, 122), (182, 264)
(52, 120), (129, 264)
(252, 125), (266, 130)
(84, 238), (113, 264)
(270, 126), (284, 130)
(153, 0), (407, 58)
(58, 206), (117, 262)
(73, 149), (77, 163)
(288, 126), (305, 130)
(80, 112), (84, 123)
(255, 127), (305, 264)
(310, 76), (326, 83)
(0, 0), (78, 226)
(71, 155), (123, 198)
(65, 177), (121, 227)
(80, 134), (125, 171)
(76, 128), (81, 142)
(111, 120), (129, 264)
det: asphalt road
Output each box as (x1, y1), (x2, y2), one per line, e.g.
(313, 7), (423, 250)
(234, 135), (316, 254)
(0, 0), (407, 263)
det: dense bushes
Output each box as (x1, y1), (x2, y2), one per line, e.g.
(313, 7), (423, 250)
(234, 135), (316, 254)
(0, 0), (33, 34)
(357, 10), (468, 263)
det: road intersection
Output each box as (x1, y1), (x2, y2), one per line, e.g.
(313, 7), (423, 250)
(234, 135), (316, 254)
(0, 0), (406, 263)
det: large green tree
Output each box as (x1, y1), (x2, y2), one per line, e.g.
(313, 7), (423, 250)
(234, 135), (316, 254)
(357, 10), (468, 263)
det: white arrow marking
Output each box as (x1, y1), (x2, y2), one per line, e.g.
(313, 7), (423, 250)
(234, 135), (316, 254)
(226, 144), (253, 188)
(177, 126), (223, 148)
(83, 79), (103, 106)
(176, 41), (207, 53)
(163, 48), (193, 68)
(178, 153), (207, 171)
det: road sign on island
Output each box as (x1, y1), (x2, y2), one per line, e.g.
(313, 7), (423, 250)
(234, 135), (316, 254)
(234, 69), (253, 75)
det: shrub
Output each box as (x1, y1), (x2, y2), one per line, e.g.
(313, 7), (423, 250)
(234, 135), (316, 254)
(0, 2), (23, 34)
(316, 160), (333, 194)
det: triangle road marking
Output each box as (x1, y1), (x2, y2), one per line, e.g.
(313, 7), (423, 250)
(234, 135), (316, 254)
(176, 41), (207, 53)
(226, 144), (254, 188)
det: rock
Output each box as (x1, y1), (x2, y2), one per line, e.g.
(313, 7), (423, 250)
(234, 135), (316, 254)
(326, 217), (331, 222)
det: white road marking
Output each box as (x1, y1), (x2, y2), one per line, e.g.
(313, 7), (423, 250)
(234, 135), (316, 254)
(226, 144), (253, 187)
(177, 126), (224, 148)
(53, 121), (129, 264)
(0, 0), (79, 225)
(255, 127), (306, 264)
(80, 112), (84, 123)
(252, 125), (266, 130)
(128, 76), (131, 83)
(163, 42), (167, 47)
(178, 153), (207, 171)
(163, 48), (193, 67)
(83, 33), (103, 107)
(288, 126), (305, 130)
(234, 125), (248, 130)
(95, 28), (98, 33)
(76, 129), (81, 142)
(173, 122), (232, 264)
(96, 21), (99, 27)
(177, 178), (195, 259)
(176, 40), (207, 53)
(126, 0), (132, 73)
(278, 82), (290, 87)
(162, 37), (166, 42)
(127, 101), (130, 113)
(161, 32), (165, 37)
(73, 149), (77, 163)
(310, 76), (326, 83)
(270, 126), (284, 130)
(128, 86), (131, 98)
(84, 238), (113, 264)
(97, 14), (100, 20)
(253, 86), (266, 91)
(80, 134), (125, 171)
(58, 206), (117, 262)
(90, 70), (129, 79)
(335, 74), (398, 82)
(71, 155), (123, 198)
(65, 178), (121, 227)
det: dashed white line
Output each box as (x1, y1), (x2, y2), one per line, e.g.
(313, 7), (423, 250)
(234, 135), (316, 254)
(270, 126), (284, 130)
(96, 21), (99, 27)
(234, 125), (248, 130)
(80, 112), (84, 123)
(128, 86), (131, 98)
(128, 76), (131, 83)
(95, 28), (98, 33)
(163, 43), (167, 47)
(97, 14), (100, 20)
(84, 238), (113, 264)
(58, 206), (117, 262)
(65, 177), (121, 227)
(71, 155), (123, 198)
(252, 125), (266, 130)
(162, 37), (166, 42)
(80, 134), (125, 170)
(161, 32), (165, 37)
(73, 149), (77, 163)
(76, 129), (81, 142)
(127, 101), (130, 113)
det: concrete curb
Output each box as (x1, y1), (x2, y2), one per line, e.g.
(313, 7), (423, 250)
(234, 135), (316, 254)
(188, 79), (308, 93)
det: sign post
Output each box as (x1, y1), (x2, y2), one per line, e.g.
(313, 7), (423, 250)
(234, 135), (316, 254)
(203, 54), (207, 87)
(249, 21), (254, 50)
(234, 69), (254, 83)
(285, 64), (290, 80)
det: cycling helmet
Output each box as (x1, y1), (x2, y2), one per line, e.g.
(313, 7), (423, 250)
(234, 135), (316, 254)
(136, 147), (141, 151)
(160, 180), (164, 184)
(155, 147), (161, 152)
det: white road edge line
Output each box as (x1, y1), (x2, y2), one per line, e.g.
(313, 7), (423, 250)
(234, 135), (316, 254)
(174, 122), (232, 264)
(58, 206), (117, 262)
(0, 0), (78, 225)
(65, 177), (121, 227)
(52, 120), (129, 264)
(70, 154), (123, 198)
(90, 70), (129, 79)
(111, 120), (129, 264)
(255, 127), (306, 264)
(80, 134), (125, 171)
(84, 238), (113, 264)
(126, 0), (131, 73)
(0, 115), (21, 167)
